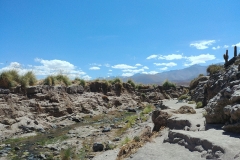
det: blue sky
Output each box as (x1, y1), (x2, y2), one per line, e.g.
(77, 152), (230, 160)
(1, 0), (240, 80)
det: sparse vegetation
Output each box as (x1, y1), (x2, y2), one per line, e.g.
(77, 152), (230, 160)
(162, 79), (176, 89)
(133, 136), (140, 142)
(178, 94), (189, 101)
(0, 70), (37, 89)
(188, 101), (195, 104)
(127, 79), (136, 88)
(113, 78), (122, 84)
(121, 136), (131, 146)
(196, 102), (203, 108)
(43, 74), (71, 86)
(74, 77), (86, 87)
(142, 104), (154, 114)
(206, 64), (224, 76)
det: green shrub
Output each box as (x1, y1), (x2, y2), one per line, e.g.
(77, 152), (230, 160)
(188, 101), (195, 104)
(162, 80), (176, 89)
(178, 94), (189, 100)
(0, 70), (37, 89)
(43, 74), (71, 86)
(20, 71), (37, 88)
(121, 136), (131, 146)
(206, 64), (224, 76)
(74, 78), (86, 87)
(142, 105), (154, 114)
(56, 74), (71, 86)
(113, 78), (122, 84)
(127, 79), (135, 88)
(196, 102), (203, 108)
(133, 136), (140, 142)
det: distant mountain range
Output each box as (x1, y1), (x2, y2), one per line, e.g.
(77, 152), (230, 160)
(106, 64), (209, 86)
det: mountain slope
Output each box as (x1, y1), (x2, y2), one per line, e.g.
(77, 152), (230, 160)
(124, 64), (208, 85)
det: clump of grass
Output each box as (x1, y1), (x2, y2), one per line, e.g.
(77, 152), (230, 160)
(142, 104), (154, 114)
(113, 78), (122, 84)
(38, 135), (68, 146)
(178, 94), (189, 101)
(74, 77), (86, 87)
(127, 79), (135, 88)
(196, 102), (203, 108)
(20, 71), (37, 88)
(43, 74), (71, 86)
(0, 70), (37, 89)
(206, 64), (224, 76)
(121, 136), (131, 146)
(61, 147), (72, 160)
(125, 115), (138, 128)
(188, 101), (195, 104)
(133, 136), (140, 142)
(162, 79), (176, 90)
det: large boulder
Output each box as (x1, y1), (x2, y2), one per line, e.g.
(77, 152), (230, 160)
(92, 142), (104, 152)
(66, 85), (84, 94)
(152, 110), (171, 132)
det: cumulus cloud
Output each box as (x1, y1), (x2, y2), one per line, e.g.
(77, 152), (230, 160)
(184, 54), (215, 66)
(158, 54), (184, 60)
(0, 59), (91, 80)
(212, 46), (221, 50)
(112, 64), (137, 69)
(232, 42), (240, 47)
(142, 66), (149, 69)
(160, 67), (168, 71)
(190, 40), (216, 49)
(142, 71), (158, 74)
(0, 62), (29, 75)
(104, 63), (110, 67)
(135, 63), (142, 67)
(146, 55), (158, 60)
(89, 66), (100, 70)
(223, 45), (229, 48)
(153, 62), (177, 67)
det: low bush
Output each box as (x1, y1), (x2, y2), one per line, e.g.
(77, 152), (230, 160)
(113, 78), (122, 84)
(74, 78), (86, 87)
(43, 74), (71, 86)
(188, 101), (195, 104)
(178, 94), (189, 100)
(206, 64), (224, 76)
(127, 79), (136, 88)
(0, 70), (37, 89)
(142, 105), (154, 114)
(162, 80), (176, 89)
(196, 102), (203, 108)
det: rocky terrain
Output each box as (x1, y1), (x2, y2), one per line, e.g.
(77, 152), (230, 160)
(0, 80), (186, 159)
(1, 52), (240, 160)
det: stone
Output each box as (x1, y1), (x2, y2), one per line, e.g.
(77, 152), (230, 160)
(152, 110), (171, 132)
(92, 142), (104, 152)
(102, 127), (111, 132)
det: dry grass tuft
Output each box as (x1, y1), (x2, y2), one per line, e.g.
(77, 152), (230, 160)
(116, 126), (160, 160)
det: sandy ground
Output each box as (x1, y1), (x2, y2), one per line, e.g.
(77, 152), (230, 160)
(93, 99), (240, 160)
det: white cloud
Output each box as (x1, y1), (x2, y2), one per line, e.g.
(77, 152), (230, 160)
(112, 64), (137, 69)
(212, 46), (221, 50)
(190, 40), (216, 49)
(160, 67), (168, 71)
(232, 42), (240, 47)
(135, 63), (142, 67)
(142, 66), (149, 69)
(184, 54), (216, 66)
(154, 62), (177, 67)
(89, 66), (100, 70)
(122, 73), (135, 77)
(223, 45), (229, 48)
(109, 69), (112, 72)
(146, 55), (158, 60)
(142, 71), (158, 74)
(0, 59), (91, 80)
(105, 63), (110, 67)
(90, 63), (102, 66)
(158, 54), (184, 60)
(81, 75), (91, 80)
